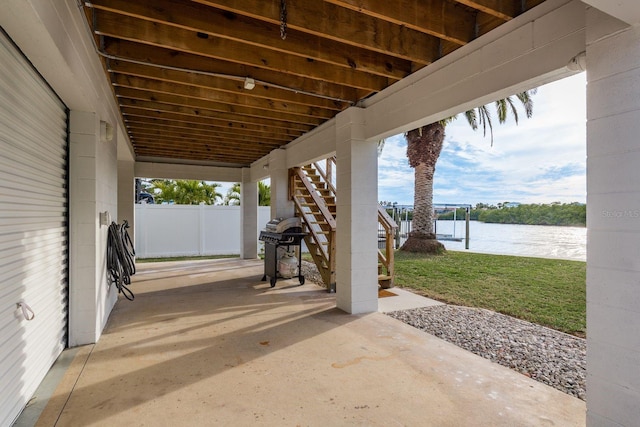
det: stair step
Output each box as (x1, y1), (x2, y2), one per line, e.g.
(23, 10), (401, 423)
(378, 274), (393, 289)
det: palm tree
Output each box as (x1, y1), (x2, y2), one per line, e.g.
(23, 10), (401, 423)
(224, 181), (271, 206)
(401, 91), (534, 253)
(151, 179), (222, 205)
(258, 181), (271, 206)
(224, 183), (241, 205)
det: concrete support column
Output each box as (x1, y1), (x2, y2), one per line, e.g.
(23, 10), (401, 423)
(68, 110), (118, 346)
(117, 159), (135, 243)
(335, 108), (378, 314)
(585, 11), (640, 427)
(269, 148), (294, 219)
(241, 168), (258, 259)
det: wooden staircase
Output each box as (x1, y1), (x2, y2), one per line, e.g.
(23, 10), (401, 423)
(290, 157), (397, 291)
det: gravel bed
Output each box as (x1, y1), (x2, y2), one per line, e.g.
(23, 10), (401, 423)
(387, 305), (586, 400)
(300, 260), (325, 285)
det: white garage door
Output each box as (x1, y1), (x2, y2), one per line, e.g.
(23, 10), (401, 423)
(0, 29), (69, 426)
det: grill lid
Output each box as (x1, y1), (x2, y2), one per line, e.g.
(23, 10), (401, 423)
(265, 217), (302, 233)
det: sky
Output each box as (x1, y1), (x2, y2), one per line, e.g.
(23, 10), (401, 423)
(377, 72), (587, 207)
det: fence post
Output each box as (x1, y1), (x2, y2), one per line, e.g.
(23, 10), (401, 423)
(199, 202), (206, 256)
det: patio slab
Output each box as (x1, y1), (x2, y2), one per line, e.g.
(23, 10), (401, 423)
(31, 258), (585, 426)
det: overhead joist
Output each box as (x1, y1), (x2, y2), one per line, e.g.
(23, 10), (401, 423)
(324, 0), (479, 43)
(126, 127), (288, 148)
(124, 117), (295, 142)
(193, 0), (446, 60)
(134, 139), (270, 163)
(133, 151), (253, 164)
(102, 39), (365, 104)
(131, 140), (266, 155)
(94, 11), (391, 92)
(87, 0), (415, 79)
(119, 102), (315, 132)
(111, 74), (336, 120)
(115, 87), (326, 126)
(120, 109), (306, 138)
(131, 139), (275, 158)
(108, 60), (349, 111)
(128, 128), (286, 147)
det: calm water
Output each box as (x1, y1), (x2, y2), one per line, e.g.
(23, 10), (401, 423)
(400, 220), (586, 261)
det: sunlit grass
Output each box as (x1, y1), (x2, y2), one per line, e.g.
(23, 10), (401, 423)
(394, 250), (586, 337)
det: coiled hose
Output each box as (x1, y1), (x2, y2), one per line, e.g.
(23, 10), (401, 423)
(107, 220), (136, 300)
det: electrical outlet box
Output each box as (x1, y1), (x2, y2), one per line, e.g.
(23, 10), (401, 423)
(100, 211), (111, 226)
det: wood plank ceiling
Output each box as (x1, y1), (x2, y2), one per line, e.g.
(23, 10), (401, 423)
(83, 0), (546, 167)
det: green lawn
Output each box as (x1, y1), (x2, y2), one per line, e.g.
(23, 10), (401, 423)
(394, 251), (586, 337)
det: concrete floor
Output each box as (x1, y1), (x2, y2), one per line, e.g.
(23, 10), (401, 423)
(31, 258), (585, 426)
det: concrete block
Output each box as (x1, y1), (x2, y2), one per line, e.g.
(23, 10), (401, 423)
(586, 411), (624, 427)
(71, 178), (97, 205)
(587, 151), (640, 194)
(587, 230), (640, 271)
(586, 374), (640, 427)
(69, 133), (97, 157)
(587, 266), (640, 311)
(587, 301), (640, 350)
(586, 26), (640, 81)
(587, 340), (640, 394)
(587, 193), (640, 231)
(587, 111), (640, 158)
(69, 111), (96, 136)
(348, 299), (379, 314)
(587, 68), (640, 121)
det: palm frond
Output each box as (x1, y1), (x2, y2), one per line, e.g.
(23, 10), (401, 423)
(464, 109), (478, 130)
(496, 99), (508, 123)
(516, 91), (534, 118)
(506, 97), (519, 124)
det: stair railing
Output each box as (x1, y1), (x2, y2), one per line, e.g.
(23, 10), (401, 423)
(377, 206), (397, 287)
(291, 166), (336, 290)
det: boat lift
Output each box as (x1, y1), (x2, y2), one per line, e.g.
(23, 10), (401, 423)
(433, 203), (472, 249)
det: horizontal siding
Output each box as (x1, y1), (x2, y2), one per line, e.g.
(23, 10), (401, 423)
(0, 30), (68, 427)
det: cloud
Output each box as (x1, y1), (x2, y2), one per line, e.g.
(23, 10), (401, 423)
(378, 73), (587, 206)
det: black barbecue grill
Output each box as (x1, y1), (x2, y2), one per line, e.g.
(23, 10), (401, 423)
(259, 217), (306, 287)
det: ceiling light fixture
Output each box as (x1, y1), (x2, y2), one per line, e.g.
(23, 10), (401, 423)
(244, 77), (255, 90)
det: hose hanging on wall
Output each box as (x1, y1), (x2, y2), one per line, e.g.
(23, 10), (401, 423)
(107, 220), (136, 300)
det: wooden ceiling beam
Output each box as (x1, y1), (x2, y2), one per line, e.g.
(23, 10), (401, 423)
(132, 146), (256, 164)
(324, 0), (478, 43)
(452, 0), (519, 21)
(87, 0), (417, 78)
(103, 39), (366, 103)
(119, 102), (314, 133)
(132, 138), (275, 156)
(108, 60), (348, 111)
(120, 108), (306, 137)
(124, 116), (297, 142)
(111, 74), (336, 120)
(94, 11), (391, 92)
(193, 0), (452, 54)
(131, 141), (277, 158)
(132, 135), (276, 150)
(132, 140), (270, 155)
(115, 87), (326, 126)
(127, 125), (289, 145)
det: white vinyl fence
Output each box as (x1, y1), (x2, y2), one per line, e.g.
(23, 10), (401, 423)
(135, 204), (271, 258)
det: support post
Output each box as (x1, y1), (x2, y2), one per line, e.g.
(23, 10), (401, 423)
(240, 168), (258, 259)
(465, 207), (470, 250)
(585, 11), (640, 427)
(269, 148), (294, 219)
(335, 108), (378, 314)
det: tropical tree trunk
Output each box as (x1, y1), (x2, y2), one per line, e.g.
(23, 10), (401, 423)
(401, 123), (446, 253)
